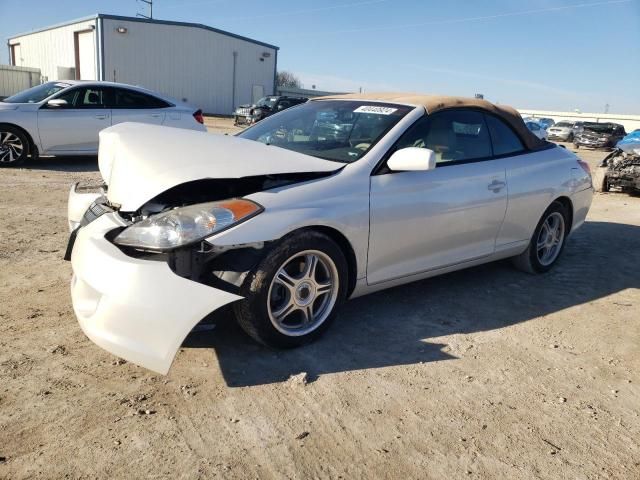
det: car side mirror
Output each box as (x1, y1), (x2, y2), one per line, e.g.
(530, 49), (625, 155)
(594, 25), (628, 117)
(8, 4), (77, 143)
(46, 98), (68, 108)
(276, 104), (286, 111)
(388, 147), (436, 172)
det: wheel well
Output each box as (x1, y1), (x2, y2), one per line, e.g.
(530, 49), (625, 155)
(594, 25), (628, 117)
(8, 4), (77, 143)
(305, 226), (358, 297)
(0, 123), (36, 157)
(553, 196), (574, 230)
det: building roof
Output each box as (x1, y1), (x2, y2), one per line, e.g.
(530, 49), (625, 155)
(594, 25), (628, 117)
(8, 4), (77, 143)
(314, 92), (547, 150)
(8, 13), (279, 50)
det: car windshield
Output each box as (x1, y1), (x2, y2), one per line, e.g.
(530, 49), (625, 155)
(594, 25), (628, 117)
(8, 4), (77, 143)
(237, 100), (412, 163)
(255, 96), (278, 108)
(3, 82), (71, 103)
(556, 122), (573, 128)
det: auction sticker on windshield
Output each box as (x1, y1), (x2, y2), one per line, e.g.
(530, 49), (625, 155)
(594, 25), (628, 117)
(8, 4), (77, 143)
(354, 105), (398, 115)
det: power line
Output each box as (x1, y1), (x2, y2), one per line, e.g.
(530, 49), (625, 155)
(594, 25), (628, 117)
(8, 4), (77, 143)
(137, 0), (153, 19)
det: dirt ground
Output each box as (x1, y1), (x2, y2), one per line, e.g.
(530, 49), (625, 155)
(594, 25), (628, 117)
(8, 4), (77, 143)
(1, 120), (639, 479)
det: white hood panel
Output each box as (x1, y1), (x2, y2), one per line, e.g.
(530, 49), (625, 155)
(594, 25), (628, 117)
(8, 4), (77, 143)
(99, 123), (342, 211)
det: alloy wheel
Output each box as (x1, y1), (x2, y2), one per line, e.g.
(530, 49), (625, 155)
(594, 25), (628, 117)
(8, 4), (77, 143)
(0, 131), (25, 164)
(267, 250), (339, 336)
(536, 212), (565, 266)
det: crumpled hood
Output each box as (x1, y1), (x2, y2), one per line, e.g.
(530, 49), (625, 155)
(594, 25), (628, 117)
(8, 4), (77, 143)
(99, 122), (343, 212)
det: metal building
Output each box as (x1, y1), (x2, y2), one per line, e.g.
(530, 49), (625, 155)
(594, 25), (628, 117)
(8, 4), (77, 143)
(7, 14), (279, 114)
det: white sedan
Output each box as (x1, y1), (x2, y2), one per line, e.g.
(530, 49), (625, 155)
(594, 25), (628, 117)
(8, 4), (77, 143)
(67, 93), (593, 374)
(0, 80), (206, 166)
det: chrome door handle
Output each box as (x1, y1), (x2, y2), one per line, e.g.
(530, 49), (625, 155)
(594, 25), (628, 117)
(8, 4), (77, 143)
(95, 114), (108, 120)
(150, 113), (162, 118)
(488, 180), (506, 191)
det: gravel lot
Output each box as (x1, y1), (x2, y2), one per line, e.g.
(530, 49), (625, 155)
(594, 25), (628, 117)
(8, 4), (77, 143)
(1, 119), (639, 479)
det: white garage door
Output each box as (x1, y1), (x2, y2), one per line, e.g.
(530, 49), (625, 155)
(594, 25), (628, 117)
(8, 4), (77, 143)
(76, 31), (96, 80)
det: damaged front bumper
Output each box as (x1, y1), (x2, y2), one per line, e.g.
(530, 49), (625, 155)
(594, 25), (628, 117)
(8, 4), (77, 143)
(68, 210), (242, 374)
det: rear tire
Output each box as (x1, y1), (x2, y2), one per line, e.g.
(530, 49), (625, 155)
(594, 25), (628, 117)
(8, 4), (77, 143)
(234, 230), (348, 348)
(512, 201), (569, 274)
(0, 126), (29, 167)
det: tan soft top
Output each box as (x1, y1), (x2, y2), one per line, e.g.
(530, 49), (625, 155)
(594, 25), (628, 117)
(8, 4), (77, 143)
(313, 92), (547, 151)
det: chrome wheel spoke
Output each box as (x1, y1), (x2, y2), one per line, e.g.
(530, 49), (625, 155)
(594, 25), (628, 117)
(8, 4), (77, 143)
(316, 281), (332, 296)
(275, 269), (297, 289)
(267, 249), (339, 336)
(272, 301), (296, 321)
(302, 254), (318, 280)
(536, 212), (565, 266)
(300, 305), (313, 324)
(0, 131), (23, 163)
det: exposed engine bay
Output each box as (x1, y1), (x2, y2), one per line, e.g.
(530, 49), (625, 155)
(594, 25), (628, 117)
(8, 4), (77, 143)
(595, 149), (640, 193)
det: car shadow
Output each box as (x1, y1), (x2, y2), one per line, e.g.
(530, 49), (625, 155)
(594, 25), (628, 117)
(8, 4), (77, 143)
(26, 156), (99, 173)
(183, 220), (640, 387)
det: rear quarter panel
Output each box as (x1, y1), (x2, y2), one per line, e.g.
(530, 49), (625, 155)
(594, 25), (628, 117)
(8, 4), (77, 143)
(497, 145), (585, 246)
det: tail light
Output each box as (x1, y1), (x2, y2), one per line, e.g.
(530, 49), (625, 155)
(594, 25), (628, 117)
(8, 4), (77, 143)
(193, 109), (204, 124)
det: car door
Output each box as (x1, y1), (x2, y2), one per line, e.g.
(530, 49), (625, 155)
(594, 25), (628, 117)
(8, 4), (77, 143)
(110, 87), (170, 126)
(37, 86), (111, 154)
(367, 109), (508, 285)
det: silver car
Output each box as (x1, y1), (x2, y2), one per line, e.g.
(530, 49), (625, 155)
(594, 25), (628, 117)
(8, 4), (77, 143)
(0, 80), (206, 167)
(548, 121), (577, 142)
(66, 93), (594, 374)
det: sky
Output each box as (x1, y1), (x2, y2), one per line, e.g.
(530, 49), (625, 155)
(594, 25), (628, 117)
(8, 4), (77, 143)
(1, 0), (639, 113)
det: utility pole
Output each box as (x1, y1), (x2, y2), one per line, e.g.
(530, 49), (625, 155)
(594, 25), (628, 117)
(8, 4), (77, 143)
(137, 0), (153, 19)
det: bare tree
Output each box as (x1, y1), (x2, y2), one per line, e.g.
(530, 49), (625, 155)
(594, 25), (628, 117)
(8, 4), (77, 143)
(276, 71), (302, 89)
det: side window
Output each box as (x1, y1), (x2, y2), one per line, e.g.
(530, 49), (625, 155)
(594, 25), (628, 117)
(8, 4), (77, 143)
(394, 110), (492, 164)
(113, 88), (170, 109)
(485, 114), (525, 156)
(53, 87), (107, 108)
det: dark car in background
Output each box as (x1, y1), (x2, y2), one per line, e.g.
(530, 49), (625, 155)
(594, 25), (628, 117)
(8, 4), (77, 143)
(234, 96), (307, 125)
(574, 122), (626, 150)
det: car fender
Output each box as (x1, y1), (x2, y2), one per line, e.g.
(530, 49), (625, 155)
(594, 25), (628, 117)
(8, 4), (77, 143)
(0, 109), (41, 151)
(205, 204), (369, 280)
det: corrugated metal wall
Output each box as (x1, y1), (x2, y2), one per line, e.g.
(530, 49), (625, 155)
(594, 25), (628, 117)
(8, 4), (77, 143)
(102, 18), (276, 114)
(8, 19), (98, 81)
(0, 65), (42, 98)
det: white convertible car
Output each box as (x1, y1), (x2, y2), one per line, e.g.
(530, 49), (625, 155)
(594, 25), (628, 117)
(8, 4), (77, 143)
(66, 93), (593, 374)
(0, 80), (206, 166)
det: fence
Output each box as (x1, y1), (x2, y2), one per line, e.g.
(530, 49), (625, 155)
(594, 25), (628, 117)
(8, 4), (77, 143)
(0, 65), (43, 99)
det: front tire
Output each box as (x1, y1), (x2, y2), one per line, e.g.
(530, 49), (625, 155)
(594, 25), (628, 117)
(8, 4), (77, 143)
(512, 201), (569, 274)
(592, 166), (609, 192)
(0, 126), (29, 167)
(234, 230), (348, 348)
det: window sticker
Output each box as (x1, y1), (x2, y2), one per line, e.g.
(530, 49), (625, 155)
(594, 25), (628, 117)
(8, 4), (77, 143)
(354, 105), (398, 115)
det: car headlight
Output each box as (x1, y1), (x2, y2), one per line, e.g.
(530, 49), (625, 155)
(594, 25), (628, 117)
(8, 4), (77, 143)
(114, 199), (262, 250)
(252, 108), (263, 116)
